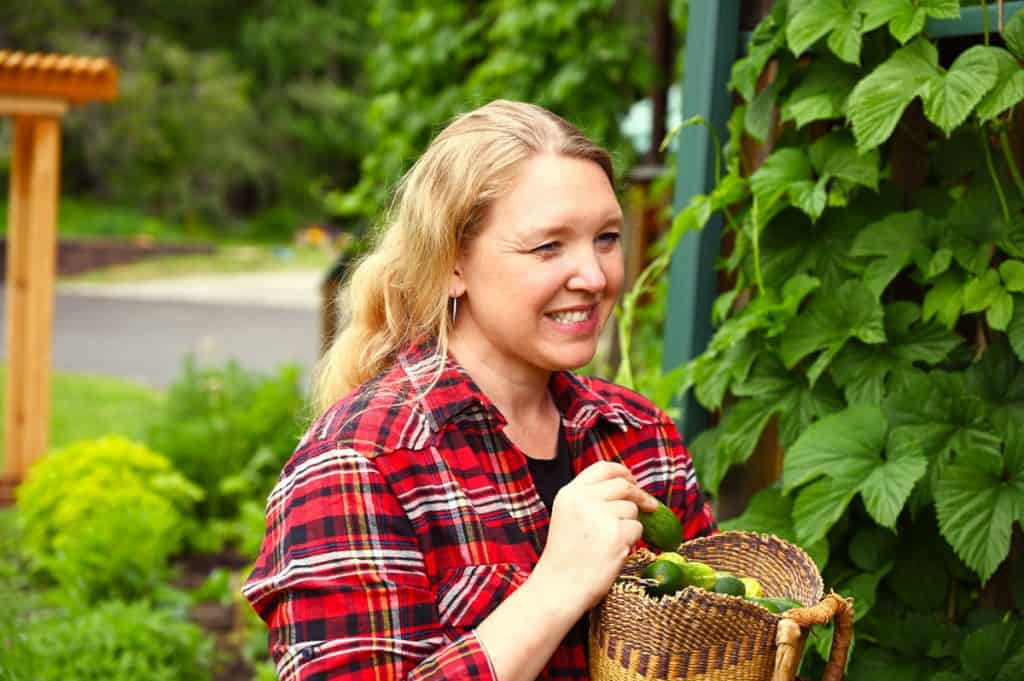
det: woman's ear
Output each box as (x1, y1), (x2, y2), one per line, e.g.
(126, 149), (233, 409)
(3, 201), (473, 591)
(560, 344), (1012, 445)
(449, 264), (466, 298)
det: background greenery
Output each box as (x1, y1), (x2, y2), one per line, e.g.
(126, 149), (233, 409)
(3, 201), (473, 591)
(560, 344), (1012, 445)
(0, 0), (675, 242)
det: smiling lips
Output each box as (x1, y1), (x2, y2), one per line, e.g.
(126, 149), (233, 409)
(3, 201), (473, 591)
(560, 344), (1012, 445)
(546, 304), (597, 324)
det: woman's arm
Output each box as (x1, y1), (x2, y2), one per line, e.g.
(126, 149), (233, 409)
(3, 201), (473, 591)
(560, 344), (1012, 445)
(243, 442), (497, 681)
(476, 461), (658, 681)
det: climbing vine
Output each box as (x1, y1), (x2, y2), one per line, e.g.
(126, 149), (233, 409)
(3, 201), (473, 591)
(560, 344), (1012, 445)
(621, 2), (1024, 677)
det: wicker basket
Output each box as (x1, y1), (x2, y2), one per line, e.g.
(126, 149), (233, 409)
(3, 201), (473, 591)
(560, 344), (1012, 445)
(589, 532), (854, 681)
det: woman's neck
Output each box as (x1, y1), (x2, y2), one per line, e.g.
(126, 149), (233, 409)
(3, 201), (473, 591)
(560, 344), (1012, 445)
(447, 338), (556, 427)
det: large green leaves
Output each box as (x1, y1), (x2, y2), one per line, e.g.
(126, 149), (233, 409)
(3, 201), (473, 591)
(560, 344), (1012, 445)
(779, 279), (886, 385)
(783, 405), (927, 543)
(787, 0), (863, 64)
(847, 39), (938, 151)
(976, 48), (1024, 123)
(782, 56), (858, 128)
(847, 40), (1000, 150)
(921, 45), (1000, 136)
(856, 0), (960, 44)
(830, 302), (960, 404)
(719, 486), (829, 568)
(934, 423), (1024, 583)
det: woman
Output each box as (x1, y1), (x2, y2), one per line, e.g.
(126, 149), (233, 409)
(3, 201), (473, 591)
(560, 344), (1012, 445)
(243, 100), (716, 681)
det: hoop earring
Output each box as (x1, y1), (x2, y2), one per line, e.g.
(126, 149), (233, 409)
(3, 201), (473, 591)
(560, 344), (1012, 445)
(450, 296), (458, 324)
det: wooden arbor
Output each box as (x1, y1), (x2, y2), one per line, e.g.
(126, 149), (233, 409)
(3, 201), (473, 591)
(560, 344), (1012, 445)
(0, 51), (118, 501)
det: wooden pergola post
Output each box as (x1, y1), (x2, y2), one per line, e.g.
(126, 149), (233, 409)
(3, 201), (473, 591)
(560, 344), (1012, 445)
(0, 52), (117, 502)
(5, 115), (61, 481)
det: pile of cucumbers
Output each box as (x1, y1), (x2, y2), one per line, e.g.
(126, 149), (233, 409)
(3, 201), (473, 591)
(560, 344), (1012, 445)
(637, 502), (802, 614)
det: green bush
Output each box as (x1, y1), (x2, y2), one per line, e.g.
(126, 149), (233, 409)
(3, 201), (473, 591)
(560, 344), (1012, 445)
(0, 600), (213, 681)
(16, 436), (202, 603)
(146, 358), (305, 549)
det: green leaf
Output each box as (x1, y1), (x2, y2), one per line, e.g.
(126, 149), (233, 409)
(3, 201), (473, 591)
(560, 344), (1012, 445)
(964, 268), (1004, 312)
(782, 57), (858, 128)
(778, 279), (886, 384)
(966, 340), (1024, 433)
(1001, 260), (1024, 292)
(786, 0), (845, 57)
(923, 270), (966, 328)
(934, 453), (1024, 583)
(1009, 294), (1024, 362)
(850, 210), (926, 295)
(783, 404), (887, 491)
(718, 398), (777, 470)
(838, 565), (891, 622)
(750, 148), (813, 215)
(745, 81), (778, 143)
(922, 45), (1000, 136)
(785, 405), (925, 540)
(861, 430), (929, 527)
(847, 38), (938, 151)
(976, 48), (1024, 123)
(789, 177), (829, 221)
(1004, 9), (1024, 61)
(989, 292), (1015, 332)
(961, 621), (1024, 680)
(827, 7), (863, 64)
(719, 486), (830, 568)
(730, 18), (787, 101)
(849, 525), (898, 571)
(809, 131), (880, 190)
(793, 475), (860, 545)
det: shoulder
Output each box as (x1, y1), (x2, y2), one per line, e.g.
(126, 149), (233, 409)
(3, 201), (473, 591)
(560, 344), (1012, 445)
(285, 364), (433, 477)
(569, 373), (676, 429)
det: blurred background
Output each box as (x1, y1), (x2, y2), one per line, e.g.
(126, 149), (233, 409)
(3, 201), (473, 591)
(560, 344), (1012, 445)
(0, 3), (688, 680)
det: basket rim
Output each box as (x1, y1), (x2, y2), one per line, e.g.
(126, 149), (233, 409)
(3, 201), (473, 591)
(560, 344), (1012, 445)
(669, 530), (824, 605)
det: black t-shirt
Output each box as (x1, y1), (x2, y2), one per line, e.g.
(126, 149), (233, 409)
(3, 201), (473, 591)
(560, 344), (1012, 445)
(526, 423), (589, 658)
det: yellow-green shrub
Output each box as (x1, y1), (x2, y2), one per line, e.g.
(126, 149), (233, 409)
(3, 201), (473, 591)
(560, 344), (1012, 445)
(16, 436), (202, 603)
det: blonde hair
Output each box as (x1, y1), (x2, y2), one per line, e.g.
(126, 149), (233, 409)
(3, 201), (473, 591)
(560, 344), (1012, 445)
(312, 99), (615, 417)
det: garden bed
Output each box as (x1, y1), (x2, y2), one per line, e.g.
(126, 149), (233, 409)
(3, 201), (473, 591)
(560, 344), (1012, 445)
(0, 238), (216, 278)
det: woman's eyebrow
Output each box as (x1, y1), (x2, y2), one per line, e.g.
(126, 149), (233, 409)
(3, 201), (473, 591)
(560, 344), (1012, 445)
(525, 214), (624, 239)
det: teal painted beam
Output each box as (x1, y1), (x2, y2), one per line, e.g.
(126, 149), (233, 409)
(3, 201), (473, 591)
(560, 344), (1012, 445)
(927, 2), (1024, 38)
(663, 0), (740, 443)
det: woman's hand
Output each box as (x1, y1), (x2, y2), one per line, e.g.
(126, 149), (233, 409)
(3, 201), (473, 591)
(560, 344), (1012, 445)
(531, 460), (660, 614)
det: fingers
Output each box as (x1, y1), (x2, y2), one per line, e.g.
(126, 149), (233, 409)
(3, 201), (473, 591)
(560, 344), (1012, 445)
(605, 499), (640, 521)
(591, 477), (660, 511)
(574, 460), (636, 484)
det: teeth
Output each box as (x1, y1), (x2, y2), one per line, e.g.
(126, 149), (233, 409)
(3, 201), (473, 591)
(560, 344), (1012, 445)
(549, 309), (590, 323)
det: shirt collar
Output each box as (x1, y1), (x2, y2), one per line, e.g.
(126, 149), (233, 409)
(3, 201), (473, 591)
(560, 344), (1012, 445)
(397, 338), (627, 436)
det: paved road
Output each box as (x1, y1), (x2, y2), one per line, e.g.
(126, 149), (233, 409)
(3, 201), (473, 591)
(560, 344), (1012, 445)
(0, 283), (321, 388)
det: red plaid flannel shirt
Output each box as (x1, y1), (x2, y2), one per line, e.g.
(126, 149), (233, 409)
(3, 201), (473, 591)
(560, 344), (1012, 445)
(243, 341), (716, 680)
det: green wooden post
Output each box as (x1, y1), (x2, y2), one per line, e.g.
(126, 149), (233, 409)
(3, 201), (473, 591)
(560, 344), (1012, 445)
(927, 1), (1024, 37)
(663, 0), (740, 443)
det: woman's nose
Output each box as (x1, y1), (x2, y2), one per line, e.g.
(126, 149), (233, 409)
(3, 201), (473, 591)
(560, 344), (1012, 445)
(567, 248), (607, 291)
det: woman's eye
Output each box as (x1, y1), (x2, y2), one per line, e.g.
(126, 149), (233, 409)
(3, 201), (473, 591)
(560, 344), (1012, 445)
(532, 241), (561, 254)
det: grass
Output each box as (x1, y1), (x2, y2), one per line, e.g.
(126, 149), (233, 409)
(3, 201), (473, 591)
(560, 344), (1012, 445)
(0, 195), (341, 281)
(0, 366), (164, 465)
(0, 196), (200, 241)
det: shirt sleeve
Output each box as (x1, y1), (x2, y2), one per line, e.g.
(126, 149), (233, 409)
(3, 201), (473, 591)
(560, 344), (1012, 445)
(658, 418), (717, 540)
(242, 441), (498, 681)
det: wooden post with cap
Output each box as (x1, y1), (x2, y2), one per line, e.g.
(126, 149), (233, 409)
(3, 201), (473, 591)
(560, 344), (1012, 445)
(0, 51), (117, 504)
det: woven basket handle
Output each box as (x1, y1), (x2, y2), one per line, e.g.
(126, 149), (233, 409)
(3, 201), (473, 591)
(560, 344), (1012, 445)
(770, 591), (854, 681)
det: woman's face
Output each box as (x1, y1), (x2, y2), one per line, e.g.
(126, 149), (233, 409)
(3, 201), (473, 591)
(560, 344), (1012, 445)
(451, 153), (624, 380)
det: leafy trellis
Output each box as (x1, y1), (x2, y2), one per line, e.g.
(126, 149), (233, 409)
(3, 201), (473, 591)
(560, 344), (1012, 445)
(621, 2), (1024, 677)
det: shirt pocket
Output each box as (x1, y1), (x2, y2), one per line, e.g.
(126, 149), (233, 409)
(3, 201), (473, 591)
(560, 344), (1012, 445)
(435, 562), (529, 635)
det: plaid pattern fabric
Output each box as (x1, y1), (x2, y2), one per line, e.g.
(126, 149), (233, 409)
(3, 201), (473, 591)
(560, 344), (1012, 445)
(243, 341), (716, 681)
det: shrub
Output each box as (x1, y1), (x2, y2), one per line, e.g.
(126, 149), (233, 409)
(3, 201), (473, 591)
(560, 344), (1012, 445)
(16, 436), (202, 603)
(145, 358), (305, 549)
(0, 600), (213, 681)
